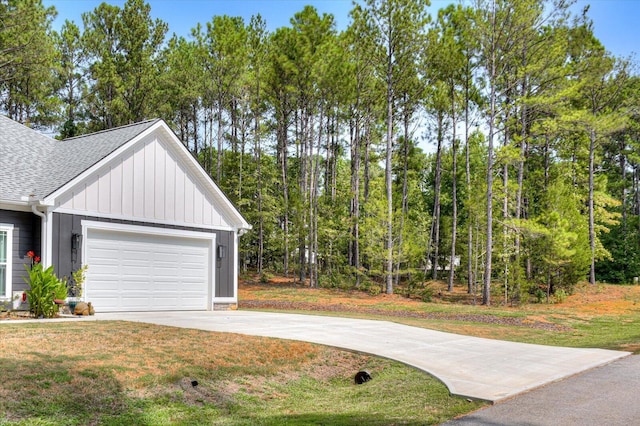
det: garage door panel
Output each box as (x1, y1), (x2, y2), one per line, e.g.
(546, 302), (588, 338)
(85, 227), (212, 312)
(121, 298), (151, 310)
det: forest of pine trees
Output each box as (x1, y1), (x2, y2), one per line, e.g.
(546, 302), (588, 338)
(2, 0), (639, 305)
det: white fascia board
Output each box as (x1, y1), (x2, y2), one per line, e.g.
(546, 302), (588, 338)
(0, 201), (31, 212)
(42, 121), (164, 206)
(53, 207), (236, 232)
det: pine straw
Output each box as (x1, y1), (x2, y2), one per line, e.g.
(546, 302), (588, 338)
(240, 275), (640, 318)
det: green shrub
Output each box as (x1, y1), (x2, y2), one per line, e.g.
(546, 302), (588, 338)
(318, 273), (353, 290)
(69, 265), (88, 297)
(260, 272), (274, 284)
(360, 279), (381, 296)
(402, 274), (432, 302)
(554, 289), (568, 304)
(23, 263), (68, 318)
(418, 287), (433, 303)
(368, 284), (382, 296)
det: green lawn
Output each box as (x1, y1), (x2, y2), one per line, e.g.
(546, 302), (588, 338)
(0, 321), (483, 425)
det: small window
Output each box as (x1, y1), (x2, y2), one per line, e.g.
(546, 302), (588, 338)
(0, 225), (13, 299)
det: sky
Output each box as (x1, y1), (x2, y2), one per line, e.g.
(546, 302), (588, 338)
(42, 0), (638, 60)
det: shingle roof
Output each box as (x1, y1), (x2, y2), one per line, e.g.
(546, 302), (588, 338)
(0, 116), (160, 202)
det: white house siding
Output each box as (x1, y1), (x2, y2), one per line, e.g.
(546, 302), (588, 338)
(55, 134), (229, 230)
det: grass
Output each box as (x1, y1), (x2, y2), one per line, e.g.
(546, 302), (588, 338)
(2, 278), (638, 424)
(0, 321), (483, 425)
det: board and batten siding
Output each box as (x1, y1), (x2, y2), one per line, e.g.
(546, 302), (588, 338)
(0, 209), (40, 294)
(52, 213), (236, 299)
(54, 134), (232, 230)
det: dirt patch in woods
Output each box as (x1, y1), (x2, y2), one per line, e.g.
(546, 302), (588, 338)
(240, 299), (570, 331)
(239, 275), (640, 328)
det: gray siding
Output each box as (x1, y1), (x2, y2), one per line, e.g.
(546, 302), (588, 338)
(214, 230), (234, 298)
(0, 209), (41, 294)
(53, 213), (236, 299)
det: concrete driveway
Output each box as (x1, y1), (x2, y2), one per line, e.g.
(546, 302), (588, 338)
(95, 311), (629, 403)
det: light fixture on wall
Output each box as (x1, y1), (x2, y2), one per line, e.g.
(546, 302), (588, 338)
(71, 232), (82, 263)
(217, 245), (227, 261)
(72, 233), (82, 250)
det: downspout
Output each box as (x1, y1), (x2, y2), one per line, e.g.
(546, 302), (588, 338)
(30, 203), (45, 220)
(29, 198), (49, 267)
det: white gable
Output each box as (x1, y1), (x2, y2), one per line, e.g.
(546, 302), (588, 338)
(54, 132), (234, 230)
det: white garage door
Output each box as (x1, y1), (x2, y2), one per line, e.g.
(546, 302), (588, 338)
(84, 226), (213, 312)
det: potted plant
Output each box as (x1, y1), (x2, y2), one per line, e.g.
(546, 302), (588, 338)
(67, 265), (88, 311)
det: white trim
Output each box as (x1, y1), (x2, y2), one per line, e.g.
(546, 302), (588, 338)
(210, 236), (216, 310)
(212, 297), (238, 304)
(0, 202), (31, 212)
(0, 224), (14, 300)
(81, 220), (217, 311)
(54, 208), (235, 232)
(43, 209), (53, 268)
(81, 220), (217, 240)
(233, 231), (240, 303)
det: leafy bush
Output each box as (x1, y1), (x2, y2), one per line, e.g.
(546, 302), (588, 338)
(260, 272), (274, 284)
(402, 274), (433, 302)
(23, 263), (68, 318)
(318, 273), (354, 290)
(534, 288), (547, 304)
(360, 280), (381, 296)
(554, 289), (568, 304)
(69, 265), (88, 297)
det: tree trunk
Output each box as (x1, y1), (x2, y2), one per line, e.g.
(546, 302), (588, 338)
(254, 103), (263, 274)
(385, 46), (394, 295)
(465, 62), (473, 294)
(276, 98), (290, 277)
(217, 103), (223, 183)
(350, 110), (361, 287)
(432, 111), (444, 280)
(396, 103), (410, 287)
(448, 84), (457, 292)
(589, 128), (596, 285)
(483, 5), (497, 305)
(502, 107), (510, 303)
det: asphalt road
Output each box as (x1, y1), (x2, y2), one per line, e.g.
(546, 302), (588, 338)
(444, 355), (640, 426)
